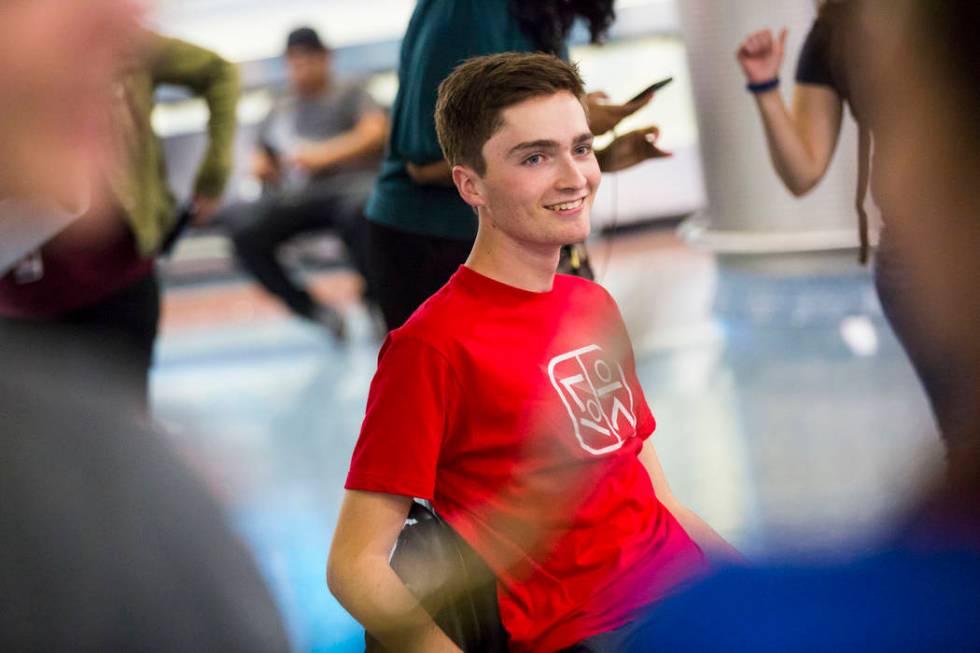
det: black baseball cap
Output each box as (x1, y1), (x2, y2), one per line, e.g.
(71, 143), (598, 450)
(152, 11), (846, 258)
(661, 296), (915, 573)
(286, 26), (328, 53)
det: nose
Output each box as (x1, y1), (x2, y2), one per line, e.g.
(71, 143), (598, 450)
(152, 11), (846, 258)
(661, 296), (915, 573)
(555, 153), (589, 191)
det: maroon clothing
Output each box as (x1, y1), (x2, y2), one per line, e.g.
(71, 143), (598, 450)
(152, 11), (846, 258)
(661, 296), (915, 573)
(0, 215), (152, 319)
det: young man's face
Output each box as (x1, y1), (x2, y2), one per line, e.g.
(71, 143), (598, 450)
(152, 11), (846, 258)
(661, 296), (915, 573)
(468, 91), (601, 251)
(286, 50), (330, 96)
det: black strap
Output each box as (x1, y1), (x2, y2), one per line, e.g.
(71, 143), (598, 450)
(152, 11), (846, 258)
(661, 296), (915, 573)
(364, 502), (507, 652)
(855, 124), (872, 265)
(159, 202), (197, 257)
(558, 243), (595, 280)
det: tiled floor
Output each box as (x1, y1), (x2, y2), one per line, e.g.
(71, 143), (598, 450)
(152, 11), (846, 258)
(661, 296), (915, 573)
(151, 227), (942, 652)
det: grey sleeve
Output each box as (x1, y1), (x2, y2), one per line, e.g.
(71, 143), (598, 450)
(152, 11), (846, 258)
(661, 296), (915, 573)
(345, 83), (383, 122)
(256, 106), (277, 153)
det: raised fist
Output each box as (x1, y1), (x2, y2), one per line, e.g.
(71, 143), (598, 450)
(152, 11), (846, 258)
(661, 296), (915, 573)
(736, 28), (788, 84)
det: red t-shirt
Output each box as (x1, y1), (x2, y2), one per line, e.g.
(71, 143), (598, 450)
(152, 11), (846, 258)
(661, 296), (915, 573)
(346, 266), (705, 652)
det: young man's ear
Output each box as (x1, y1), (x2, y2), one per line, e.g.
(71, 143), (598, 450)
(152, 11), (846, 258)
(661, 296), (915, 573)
(452, 164), (486, 209)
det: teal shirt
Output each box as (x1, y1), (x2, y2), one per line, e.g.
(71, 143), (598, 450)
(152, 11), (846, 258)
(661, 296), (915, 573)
(367, 0), (561, 240)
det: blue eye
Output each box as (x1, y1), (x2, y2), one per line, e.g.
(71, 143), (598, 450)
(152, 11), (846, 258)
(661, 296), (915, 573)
(523, 154), (543, 166)
(575, 144), (593, 157)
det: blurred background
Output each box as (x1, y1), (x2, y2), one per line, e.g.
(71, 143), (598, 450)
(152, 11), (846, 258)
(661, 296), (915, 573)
(130, 0), (941, 650)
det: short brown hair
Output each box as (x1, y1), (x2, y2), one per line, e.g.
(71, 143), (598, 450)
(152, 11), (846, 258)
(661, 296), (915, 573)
(435, 52), (586, 175)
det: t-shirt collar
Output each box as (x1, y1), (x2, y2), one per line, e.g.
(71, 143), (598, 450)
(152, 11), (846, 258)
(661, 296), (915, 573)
(454, 264), (556, 301)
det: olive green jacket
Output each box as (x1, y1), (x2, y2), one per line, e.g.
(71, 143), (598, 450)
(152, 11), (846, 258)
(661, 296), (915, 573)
(116, 33), (239, 256)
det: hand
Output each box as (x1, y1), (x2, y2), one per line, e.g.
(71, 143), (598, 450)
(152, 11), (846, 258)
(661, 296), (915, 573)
(598, 126), (671, 173)
(585, 91), (653, 136)
(287, 145), (324, 173)
(191, 194), (221, 225)
(251, 150), (279, 183)
(736, 28), (788, 84)
(405, 160), (453, 186)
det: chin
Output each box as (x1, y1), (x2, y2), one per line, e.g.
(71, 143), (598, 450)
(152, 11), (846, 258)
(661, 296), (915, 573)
(563, 215), (592, 243)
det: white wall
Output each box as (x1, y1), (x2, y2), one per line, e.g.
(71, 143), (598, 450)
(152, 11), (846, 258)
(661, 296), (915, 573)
(677, 0), (871, 252)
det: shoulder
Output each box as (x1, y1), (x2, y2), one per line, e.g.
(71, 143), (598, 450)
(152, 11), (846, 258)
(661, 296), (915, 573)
(389, 278), (474, 353)
(802, 12), (833, 53)
(812, 2), (861, 48)
(266, 94), (296, 117)
(796, 12), (840, 88)
(414, 0), (495, 27)
(554, 275), (627, 332)
(403, 0), (527, 61)
(145, 30), (227, 73)
(818, 1), (852, 23)
(554, 274), (615, 304)
(334, 81), (367, 100)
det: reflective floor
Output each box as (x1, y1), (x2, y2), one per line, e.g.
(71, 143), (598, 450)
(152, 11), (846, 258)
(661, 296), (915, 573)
(151, 227), (941, 652)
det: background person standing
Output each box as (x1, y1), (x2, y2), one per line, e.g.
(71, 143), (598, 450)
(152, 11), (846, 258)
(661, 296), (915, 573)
(0, 30), (239, 412)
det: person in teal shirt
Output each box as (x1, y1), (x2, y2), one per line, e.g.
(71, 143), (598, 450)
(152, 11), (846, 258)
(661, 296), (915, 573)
(367, 0), (668, 330)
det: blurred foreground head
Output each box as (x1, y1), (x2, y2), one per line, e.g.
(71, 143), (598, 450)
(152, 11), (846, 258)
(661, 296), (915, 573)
(0, 0), (142, 200)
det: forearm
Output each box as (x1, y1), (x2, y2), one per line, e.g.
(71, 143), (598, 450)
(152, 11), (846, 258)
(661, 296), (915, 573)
(328, 555), (460, 652)
(753, 90), (823, 195)
(405, 160), (454, 186)
(668, 502), (744, 567)
(639, 440), (743, 567)
(150, 33), (239, 196)
(306, 115), (386, 173)
(307, 134), (373, 171)
(195, 59), (239, 196)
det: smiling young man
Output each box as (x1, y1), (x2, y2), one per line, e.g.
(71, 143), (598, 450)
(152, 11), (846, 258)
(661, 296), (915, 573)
(328, 53), (737, 653)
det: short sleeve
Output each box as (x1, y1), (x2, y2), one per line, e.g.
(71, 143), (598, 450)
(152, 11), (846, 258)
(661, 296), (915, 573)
(349, 85), (382, 119)
(345, 336), (459, 500)
(795, 17), (836, 88)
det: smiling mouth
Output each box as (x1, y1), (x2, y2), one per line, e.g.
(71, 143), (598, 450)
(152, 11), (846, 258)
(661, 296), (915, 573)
(544, 197), (586, 212)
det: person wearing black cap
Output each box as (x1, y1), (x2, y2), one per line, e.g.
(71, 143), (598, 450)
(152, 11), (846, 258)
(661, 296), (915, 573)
(218, 26), (388, 338)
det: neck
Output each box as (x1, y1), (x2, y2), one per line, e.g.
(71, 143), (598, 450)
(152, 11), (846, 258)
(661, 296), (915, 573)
(299, 77), (329, 98)
(465, 218), (559, 293)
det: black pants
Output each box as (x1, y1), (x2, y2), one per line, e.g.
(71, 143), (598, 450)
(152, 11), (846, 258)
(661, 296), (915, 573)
(1, 271), (160, 416)
(222, 174), (375, 318)
(367, 220), (474, 331)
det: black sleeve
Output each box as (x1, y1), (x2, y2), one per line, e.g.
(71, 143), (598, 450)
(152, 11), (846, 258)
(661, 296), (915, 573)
(795, 17), (836, 87)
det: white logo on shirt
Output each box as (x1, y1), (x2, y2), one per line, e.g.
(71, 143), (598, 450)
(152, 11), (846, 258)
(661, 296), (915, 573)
(547, 344), (637, 455)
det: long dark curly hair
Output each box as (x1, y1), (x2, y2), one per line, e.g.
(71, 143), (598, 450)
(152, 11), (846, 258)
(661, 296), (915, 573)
(509, 0), (616, 55)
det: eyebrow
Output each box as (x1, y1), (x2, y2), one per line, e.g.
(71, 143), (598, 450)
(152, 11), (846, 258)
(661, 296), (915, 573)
(507, 133), (594, 157)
